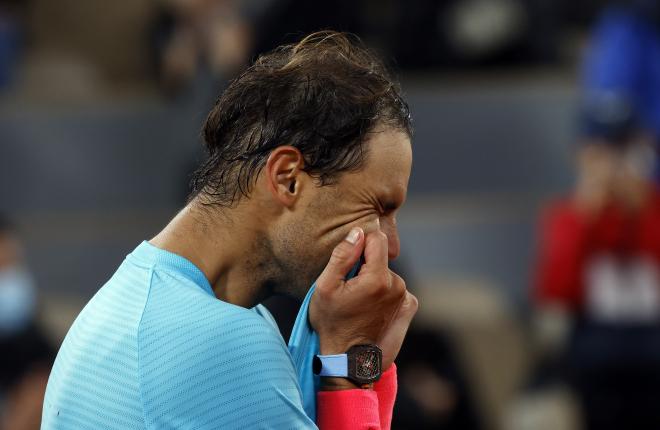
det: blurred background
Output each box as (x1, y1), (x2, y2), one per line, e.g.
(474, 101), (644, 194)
(2, 0), (660, 429)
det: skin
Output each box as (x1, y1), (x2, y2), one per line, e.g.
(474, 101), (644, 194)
(151, 126), (418, 389)
(574, 138), (654, 216)
(0, 232), (21, 269)
(574, 142), (618, 216)
(151, 127), (412, 303)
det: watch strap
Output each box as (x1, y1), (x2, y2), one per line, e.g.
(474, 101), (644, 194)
(315, 353), (348, 377)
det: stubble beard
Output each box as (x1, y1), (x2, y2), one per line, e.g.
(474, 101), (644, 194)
(265, 220), (329, 301)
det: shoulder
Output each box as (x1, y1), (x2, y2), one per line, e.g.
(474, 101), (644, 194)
(136, 270), (303, 427)
(539, 198), (579, 223)
(138, 270), (291, 373)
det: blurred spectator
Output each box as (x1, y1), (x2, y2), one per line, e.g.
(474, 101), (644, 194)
(0, 214), (54, 430)
(388, 261), (481, 430)
(581, 0), (660, 179)
(0, 0), (26, 89)
(254, 0), (564, 70)
(151, 0), (263, 96)
(393, 326), (482, 430)
(533, 125), (660, 428)
(528, 6), (660, 427)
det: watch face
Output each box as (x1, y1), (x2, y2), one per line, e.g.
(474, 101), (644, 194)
(355, 349), (380, 379)
(348, 344), (382, 384)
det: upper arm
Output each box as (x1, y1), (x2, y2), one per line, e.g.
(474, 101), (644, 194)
(138, 299), (317, 429)
(534, 204), (587, 307)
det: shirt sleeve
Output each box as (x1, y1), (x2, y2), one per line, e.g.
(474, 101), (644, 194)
(534, 202), (589, 310)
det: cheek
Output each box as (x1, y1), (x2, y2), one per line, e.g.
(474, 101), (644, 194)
(317, 210), (380, 240)
(313, 214), (379, 266)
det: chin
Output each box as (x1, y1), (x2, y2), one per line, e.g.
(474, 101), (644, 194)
(290, 277), (316, 300)
(272, 243), (327, 299)
(268, 271), (312, 301)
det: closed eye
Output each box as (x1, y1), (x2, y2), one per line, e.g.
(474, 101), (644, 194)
(383, 202), (399, 213)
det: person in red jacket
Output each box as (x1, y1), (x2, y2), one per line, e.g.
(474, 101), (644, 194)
(534, 121), (660, 429)
(535, 140), (660, 317)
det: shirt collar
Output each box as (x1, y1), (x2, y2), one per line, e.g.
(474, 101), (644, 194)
(129, 240), (214, 296)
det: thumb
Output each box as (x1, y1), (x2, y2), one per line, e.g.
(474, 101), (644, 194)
(316, 227), (364, 289)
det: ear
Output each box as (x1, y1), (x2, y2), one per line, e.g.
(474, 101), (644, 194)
(264, 146), (305, 207)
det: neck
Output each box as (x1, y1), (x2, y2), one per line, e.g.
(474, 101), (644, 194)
(149, 200), (269, 308)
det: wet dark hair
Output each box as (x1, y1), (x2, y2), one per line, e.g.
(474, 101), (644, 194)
(189, 30), (412, 207)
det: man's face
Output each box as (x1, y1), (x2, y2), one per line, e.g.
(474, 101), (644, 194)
(576, 138), (655, 212)
(270, 128), (412, 298)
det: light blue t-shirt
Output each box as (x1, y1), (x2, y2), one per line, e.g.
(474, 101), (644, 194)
(42, 241), (317, 429)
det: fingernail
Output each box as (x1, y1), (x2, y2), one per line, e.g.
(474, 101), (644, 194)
(345, 227), (361, 245)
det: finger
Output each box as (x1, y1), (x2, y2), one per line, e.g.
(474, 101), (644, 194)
(379, 292), (418, 368)
(362, 230), (388, 273)
(389, 269), (406, 298)
(316, 227), (365, 289)
(396, 291), (419, 321)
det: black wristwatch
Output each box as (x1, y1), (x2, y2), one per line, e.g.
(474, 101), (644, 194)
(313, 344), (382, 385)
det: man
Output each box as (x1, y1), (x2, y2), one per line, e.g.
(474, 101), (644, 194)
(42, 31), (418, 429)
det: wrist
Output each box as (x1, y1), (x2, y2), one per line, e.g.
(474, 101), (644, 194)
(320, 377), (373, 391)
(314, 344), (383, 388)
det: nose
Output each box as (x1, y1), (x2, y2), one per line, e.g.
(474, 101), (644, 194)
(379, 216), (400, 261)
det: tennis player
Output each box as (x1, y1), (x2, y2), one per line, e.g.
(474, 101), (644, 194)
(42, 31), (417, 429)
